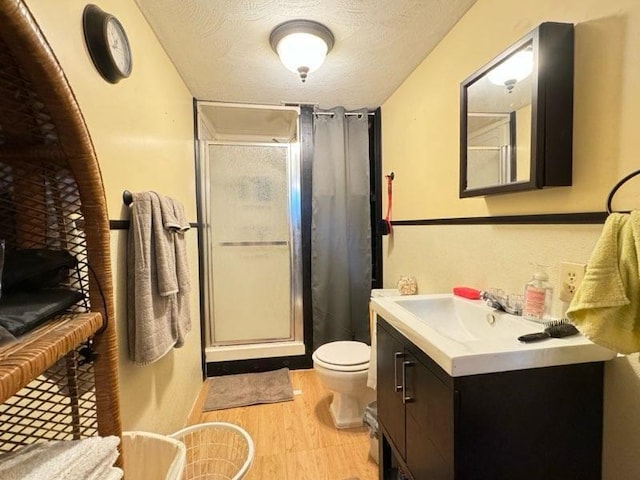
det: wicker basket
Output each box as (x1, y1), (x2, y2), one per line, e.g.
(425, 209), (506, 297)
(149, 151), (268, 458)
(170, 422), (254, 480)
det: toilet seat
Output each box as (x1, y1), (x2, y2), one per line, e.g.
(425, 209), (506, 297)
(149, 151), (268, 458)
(313, 341), (370, 372)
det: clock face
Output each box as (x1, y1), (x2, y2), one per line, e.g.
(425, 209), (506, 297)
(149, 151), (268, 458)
(83, 4), (133, 83)
(106, 18), (131, 77)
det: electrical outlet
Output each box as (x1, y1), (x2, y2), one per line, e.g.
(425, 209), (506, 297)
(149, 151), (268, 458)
(559, 261), (586, 302)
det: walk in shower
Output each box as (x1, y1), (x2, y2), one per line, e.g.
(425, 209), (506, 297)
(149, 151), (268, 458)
(196, 103), (304, 364)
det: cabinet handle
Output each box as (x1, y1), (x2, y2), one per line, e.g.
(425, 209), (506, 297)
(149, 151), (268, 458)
(402, 360), (415, 404)
(394, 352), (405, 392)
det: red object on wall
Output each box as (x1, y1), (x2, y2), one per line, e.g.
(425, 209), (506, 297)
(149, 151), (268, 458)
(383, 172), (394, 235)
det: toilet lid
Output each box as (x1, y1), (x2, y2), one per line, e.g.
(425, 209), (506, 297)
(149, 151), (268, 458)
(314, 341), (370, 367)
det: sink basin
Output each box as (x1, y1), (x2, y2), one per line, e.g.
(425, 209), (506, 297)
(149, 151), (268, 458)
(371, 293), (616, 376)
(393, 295), (534, 342)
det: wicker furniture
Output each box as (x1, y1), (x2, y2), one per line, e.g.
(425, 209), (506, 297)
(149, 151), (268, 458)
(0, 0), (122, 460)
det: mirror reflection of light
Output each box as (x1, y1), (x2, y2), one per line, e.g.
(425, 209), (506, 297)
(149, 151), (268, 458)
(487, 49), (533, 92)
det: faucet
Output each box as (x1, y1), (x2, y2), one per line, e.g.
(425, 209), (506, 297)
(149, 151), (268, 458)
(480, 291), (508, 313)
(480, 290), (522, 315)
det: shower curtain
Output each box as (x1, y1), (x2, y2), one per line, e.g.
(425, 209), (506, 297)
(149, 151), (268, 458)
(312, 107), (371, 349)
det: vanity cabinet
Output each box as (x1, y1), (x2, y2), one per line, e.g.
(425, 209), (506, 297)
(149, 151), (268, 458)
(377, 324), (407, 458)
(378, 320), (454, 479)
(377, 316), (604, 480)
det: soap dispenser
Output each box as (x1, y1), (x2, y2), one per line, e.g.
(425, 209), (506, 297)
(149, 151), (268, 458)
(523, 265), (553, 322)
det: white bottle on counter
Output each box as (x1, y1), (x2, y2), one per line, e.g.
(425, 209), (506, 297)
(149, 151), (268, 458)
(522, 266), (553, 322)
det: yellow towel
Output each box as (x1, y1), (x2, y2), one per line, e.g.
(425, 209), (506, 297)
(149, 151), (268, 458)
(566, 211), (640, 354)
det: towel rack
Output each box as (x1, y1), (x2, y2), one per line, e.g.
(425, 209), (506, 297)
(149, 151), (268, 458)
(606, 169), (640, 214)
(119, 190), (200, 229)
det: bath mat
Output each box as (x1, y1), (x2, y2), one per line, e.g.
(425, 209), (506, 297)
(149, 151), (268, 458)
(203, 367), (294, 411)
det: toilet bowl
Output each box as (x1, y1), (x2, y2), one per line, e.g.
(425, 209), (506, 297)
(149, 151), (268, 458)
(313, 341), (375, 429)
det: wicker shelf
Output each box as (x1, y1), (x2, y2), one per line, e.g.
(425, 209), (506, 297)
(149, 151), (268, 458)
(0, 0), (122, 449)
(0, 313), (103, 403)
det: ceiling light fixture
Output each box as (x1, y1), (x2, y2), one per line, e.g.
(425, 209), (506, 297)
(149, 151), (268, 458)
(270, 19), (334, 83)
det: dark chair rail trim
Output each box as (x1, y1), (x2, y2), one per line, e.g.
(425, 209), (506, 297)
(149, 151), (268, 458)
(392, 212), (607, 226)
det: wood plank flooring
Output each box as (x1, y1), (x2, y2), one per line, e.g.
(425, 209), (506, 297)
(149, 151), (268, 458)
(188, 369), (378, 480)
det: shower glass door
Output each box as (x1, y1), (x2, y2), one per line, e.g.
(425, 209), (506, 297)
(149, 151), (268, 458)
(204, 143), (301, 346)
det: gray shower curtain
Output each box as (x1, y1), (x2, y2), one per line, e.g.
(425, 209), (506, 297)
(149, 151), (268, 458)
(312, 107), (371, 349)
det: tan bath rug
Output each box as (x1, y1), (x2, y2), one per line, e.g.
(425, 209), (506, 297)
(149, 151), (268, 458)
(202, 367), (294, 411)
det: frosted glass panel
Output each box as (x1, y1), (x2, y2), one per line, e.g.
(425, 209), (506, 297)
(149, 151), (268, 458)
(208, 144), (292, 344)
(211, 145), (289, 243)
(212, 246), (291, 342)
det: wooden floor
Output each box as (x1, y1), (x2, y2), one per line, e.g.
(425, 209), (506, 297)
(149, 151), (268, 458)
(188, 369), (378, 480)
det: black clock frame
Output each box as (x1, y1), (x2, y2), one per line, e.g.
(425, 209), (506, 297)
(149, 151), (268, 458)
(82, 4), (132, 84)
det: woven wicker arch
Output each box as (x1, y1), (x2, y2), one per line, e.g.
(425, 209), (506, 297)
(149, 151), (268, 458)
(0, 0), (122, 453)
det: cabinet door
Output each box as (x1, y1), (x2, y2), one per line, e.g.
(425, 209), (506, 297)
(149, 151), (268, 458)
(405, 352), (454, 480)
(377, 321), (406, 457)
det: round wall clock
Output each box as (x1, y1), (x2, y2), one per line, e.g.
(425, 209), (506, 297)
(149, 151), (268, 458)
(83, 4), (132, 83)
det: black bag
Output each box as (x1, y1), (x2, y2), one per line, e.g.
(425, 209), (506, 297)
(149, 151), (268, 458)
(2, 249), (77, 291)
(0, 289), (84, 335)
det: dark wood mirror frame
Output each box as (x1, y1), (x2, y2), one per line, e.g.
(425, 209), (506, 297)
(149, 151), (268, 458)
(459, 22), (574, 198)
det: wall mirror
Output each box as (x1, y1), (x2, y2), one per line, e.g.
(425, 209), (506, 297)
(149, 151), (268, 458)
(460, 22), (574, 197)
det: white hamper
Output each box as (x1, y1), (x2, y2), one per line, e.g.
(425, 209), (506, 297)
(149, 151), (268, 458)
(170, 422), (254, 480)
(122, 431), (186, 480)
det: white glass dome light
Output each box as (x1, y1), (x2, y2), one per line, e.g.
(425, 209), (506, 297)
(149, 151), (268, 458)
(270, 20), (334, 83)
(488, 48), (534, 93)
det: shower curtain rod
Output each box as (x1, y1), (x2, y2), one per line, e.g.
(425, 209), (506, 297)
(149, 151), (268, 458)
(313, 111), (375, 117)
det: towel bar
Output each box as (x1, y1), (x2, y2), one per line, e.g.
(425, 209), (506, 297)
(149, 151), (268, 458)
(606, 168), (640, 214)
(123, 190), (133, 206)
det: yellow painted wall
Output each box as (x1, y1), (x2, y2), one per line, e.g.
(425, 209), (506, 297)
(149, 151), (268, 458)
(382, 1), (640, 478)
(26, 0), (202, 434)
(383, 0), (640, 219)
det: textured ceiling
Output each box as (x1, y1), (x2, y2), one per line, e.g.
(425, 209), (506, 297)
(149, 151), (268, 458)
(135, 0), (477, 110)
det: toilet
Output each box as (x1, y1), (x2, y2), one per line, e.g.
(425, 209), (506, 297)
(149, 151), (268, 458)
(312, 340), (375, 429)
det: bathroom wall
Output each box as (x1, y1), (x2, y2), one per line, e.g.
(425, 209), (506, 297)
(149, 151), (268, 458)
(381, 0), (640, 478)
(26, 0), (202, 434)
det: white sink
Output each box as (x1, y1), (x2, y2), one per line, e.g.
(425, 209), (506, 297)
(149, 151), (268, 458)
(371, 293), (616, 377)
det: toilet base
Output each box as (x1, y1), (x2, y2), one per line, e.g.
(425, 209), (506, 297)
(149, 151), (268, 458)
(329, 392), (364, 428)
(328, 388), (376, 429)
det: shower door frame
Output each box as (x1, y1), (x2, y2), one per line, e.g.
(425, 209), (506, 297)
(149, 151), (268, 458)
(194, 103), (316, 376)
(198, 139), (304, 353)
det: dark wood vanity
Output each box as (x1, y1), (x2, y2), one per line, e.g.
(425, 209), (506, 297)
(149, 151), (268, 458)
(377, 316), (606, 480)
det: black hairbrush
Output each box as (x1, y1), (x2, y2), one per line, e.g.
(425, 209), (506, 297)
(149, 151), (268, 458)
(518, 320), (579, 343)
